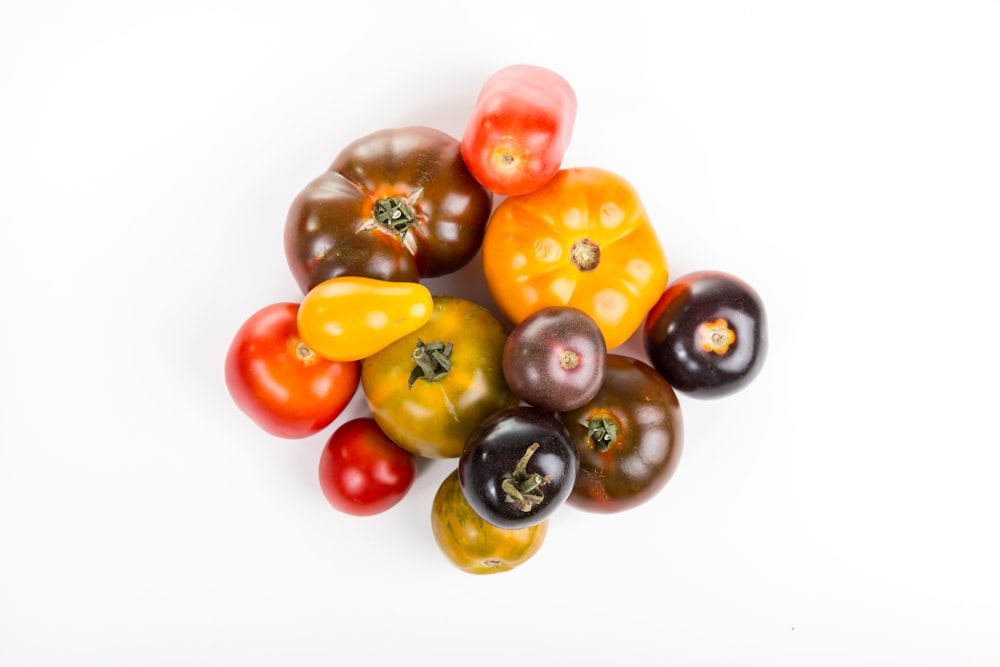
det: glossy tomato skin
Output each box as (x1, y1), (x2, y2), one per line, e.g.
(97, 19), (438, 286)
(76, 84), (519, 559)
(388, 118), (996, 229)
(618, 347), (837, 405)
(482, 167), (669, 350)
(557, 354), (683, 514)
(224, 303), (360, 439)
(431, 469), (547, 575)
(461, 64), (577, 196)
(285, 126), (493, 293)
(318, 418), (416, 516)
(361, 296), (519, 459)
(297, 277), (433, 362)
(502, 306), (606, 412)
(459, 406), (578, 529)
(643, 271), (767, 398)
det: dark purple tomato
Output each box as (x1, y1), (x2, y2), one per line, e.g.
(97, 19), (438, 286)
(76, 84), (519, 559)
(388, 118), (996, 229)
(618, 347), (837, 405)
(643, 270), (767, 399)
(557, 354), (683, 514)
(459, 406), (577, 529)
(501, 306), (607, 412)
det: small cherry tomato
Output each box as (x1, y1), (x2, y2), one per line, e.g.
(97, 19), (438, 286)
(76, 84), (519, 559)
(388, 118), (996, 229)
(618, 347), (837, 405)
(461, 64), (577, 196)
(459, 406), (577, 529)
(557, 354), (683, 514)
(224, 303), (360, 439)
(482, 167), (669, 350)
(643, 270), (768, 398)
(318, 418), (416, 516)
(502, 306), (607, 412)
(361, 296), (519, 459)
(431, 469), (547, 575)
(297, 276), (433, 362)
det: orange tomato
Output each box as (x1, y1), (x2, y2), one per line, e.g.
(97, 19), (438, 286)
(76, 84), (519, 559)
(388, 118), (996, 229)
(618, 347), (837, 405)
(297, 277), (433, 361)
(482, 167), (668, 350)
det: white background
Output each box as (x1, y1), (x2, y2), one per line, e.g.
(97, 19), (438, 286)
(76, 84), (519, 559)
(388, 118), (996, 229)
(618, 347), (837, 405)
(2, 1), (998, 665)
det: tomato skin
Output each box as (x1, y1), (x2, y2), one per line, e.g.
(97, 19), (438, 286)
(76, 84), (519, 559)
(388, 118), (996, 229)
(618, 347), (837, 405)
(318, 418), (416, 516)
(224, 303), (360, 439)
(557, 354), (683, 513)
(482, 167), (669, 350)
(643, 271), (768, 398)
(461, 64), (577, 196)
(361, 296), (519, 459)
(285, 126), (493, 293)
(297, 277), (433, 362)
(431, 469), (547, 575)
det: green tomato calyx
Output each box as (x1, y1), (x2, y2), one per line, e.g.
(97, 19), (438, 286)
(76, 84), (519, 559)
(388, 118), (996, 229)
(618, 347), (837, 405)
(502, 443), (552, 513)
(408, 339), (453, 388)
(579, 415), (620, 452)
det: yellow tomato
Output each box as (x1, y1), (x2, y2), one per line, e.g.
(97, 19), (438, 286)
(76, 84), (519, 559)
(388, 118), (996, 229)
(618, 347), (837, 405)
(297, 277), (433, 362)
(482, 167), (668, 350)
(431, 469), (547, 575)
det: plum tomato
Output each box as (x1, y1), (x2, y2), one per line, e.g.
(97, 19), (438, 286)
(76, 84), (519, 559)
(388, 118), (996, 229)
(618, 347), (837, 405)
(557, 354), (683, 514)
(224, 302), (360, 439)
(318, 417), (416, 516)
(502, 306), (606, 412)
(361, 296), (519, 459)
(458, 406), (577, 529)
(431, 469), (547, 575)
(460, 64), (577, 196)
(643, 270), (767, 398)
(285, 126), (493, 293)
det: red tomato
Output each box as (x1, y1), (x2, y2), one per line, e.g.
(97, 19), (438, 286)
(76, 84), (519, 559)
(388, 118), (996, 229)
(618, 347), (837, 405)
(318, 418), (416, 516)
(461, 64), (577, 196)
(224, 303), (360, 439)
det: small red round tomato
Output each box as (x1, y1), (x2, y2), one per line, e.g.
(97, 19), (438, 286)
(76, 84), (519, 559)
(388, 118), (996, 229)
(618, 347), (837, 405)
(318, 418), (416, 516)
(224, 303), (360, 439)
(461, 64), (577, 196)
(431, 469), (547, 575)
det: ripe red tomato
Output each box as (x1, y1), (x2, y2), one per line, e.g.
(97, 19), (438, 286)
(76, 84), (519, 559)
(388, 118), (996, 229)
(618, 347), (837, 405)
(318, 418), (416, 516)
(224, 302), (360, 439)
(461, 64), (577, 196)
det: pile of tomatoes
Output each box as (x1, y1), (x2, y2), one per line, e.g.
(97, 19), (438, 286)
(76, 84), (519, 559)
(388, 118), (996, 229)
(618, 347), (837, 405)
(224, 64), (768, 574)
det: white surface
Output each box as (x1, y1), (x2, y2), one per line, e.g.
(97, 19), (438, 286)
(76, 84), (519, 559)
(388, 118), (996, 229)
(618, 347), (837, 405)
(2, 1), (999, 665)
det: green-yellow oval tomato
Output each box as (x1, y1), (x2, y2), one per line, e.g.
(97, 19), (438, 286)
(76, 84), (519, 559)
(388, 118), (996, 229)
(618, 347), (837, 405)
(431, 469), (547, 575)
(361, 296), (519, 458)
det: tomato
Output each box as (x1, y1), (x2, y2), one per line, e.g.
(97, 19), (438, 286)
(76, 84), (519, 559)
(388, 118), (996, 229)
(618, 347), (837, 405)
(285, 126), (493, 293)
(297, 276), (433, 362)
(317, 418), (416, 516)
(557, 354), (683, 513)
(458, 406), (578, 529)
(224, 303), (360, 439)
(461, 64), (577, 196)
(482, 167), (669, 350)
(502, 306), (606, 412)
(431, 469), (547, 575)
(644, 270), (768, 398)
(361, 296), (519, 459)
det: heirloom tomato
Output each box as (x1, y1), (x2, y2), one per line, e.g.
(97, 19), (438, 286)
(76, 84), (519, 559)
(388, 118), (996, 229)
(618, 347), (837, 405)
(318, 418), (416, 516)
(361, 296), (519, 459)
(482, 167), (669, 350)
(461, 64), (577, 196)
(644, 270), (768, 398)
(297, 276), (433, 362)
(431, 469), (547, 575)
(557, 354), (683, 514)
(285, 126), (493, 293)
(459, 406), (578, 529)
(224, 303), (360, 439)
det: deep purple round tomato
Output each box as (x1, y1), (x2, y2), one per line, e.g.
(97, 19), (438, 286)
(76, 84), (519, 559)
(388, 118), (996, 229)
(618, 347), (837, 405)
(501, 306), (607, 412)
(458, 406), (577, 529)
(643, 270), (767, 399)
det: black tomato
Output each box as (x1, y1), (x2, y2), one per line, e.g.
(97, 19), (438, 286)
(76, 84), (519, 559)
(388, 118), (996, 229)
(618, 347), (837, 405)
(643, 270), (767, 399)
(557, 354), (683, 514)
(501, 306), (607, 412)
(458, 406), (578, 529)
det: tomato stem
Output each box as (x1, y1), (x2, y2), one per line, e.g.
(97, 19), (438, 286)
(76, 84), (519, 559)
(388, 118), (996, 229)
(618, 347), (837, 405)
(372, 189), (423, 237)
(502, 443), (552, 512)
(578, 415), (620, 452)
(408, 339), (453, 388)
(569, 238), (601, 272)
